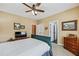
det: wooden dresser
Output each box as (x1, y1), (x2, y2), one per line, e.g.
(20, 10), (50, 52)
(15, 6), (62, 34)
(64, 37), (79, 55)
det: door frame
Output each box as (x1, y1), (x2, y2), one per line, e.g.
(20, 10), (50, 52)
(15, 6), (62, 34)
(49, 21), (58, 43)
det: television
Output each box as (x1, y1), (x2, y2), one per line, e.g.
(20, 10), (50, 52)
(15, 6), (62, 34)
(15, 32), (21, 35)
(15, 32), (27, 39)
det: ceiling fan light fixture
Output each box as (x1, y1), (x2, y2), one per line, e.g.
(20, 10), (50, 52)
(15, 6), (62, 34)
(35, 11), (37, 14)
(23, 3), (44, 16)
(32, 10), (35, 15)
(32, 10), (37, 16)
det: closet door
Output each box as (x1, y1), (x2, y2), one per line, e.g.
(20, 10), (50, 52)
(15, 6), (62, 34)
(32, 25), (36, 35)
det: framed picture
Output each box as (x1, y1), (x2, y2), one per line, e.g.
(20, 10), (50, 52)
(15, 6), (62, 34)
(62, 20), (77, 31)
(20, 25), (25, 29)
(14, 23), (21, 30)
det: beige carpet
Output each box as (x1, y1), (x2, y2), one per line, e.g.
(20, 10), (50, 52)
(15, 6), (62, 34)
(52, 43), (75, 56)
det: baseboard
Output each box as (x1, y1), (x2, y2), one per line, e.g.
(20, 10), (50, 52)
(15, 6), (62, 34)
(57, 43), (64, 46)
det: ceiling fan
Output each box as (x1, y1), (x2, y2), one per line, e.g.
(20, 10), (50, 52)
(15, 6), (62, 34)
(22, 3), (45, 16)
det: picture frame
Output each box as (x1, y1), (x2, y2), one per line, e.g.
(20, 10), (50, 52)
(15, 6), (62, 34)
(20, 25), (25, 29)
(14, 23), (21, 30)
(62, 20), (77, 31)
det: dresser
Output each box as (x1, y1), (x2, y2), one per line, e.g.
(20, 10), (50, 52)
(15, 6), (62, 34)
(64, 37), (79, 55)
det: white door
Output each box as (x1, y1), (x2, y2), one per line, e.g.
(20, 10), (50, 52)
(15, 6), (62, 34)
(36, 24), (44, 35)
(49, 21), (57, 42)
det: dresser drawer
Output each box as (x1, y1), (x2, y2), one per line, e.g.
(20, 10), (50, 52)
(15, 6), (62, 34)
(64, 37), (79, 55)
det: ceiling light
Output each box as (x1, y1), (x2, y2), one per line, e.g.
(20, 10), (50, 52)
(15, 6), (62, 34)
(32, 10), (35, 15)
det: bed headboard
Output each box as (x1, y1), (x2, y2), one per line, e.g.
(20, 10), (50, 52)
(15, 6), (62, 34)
(31, 34), (51, 47)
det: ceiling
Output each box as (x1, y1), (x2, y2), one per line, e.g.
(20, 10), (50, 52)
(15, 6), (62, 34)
(0, 3), (79, 20)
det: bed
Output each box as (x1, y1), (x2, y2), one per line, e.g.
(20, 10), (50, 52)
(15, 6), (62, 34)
(0, 35), (52, 56)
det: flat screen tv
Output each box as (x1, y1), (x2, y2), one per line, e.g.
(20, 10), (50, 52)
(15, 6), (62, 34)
(15, 32), (27, 39)
(15, 32), (21, 35)
(15, 32), (27, 36)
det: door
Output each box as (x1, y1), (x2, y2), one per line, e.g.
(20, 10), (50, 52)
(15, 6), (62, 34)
(32, 25), (36, 35)
(49, 21), (58, 43)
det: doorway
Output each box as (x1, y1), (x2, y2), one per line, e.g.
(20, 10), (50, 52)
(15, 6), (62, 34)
(49, 21), (58, 43)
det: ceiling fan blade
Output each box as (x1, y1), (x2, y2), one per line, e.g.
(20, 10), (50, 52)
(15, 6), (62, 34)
(36, 3), (41, 7)
(35, 9), (44, 12)
(25, 10), (32, 12)
(22, 3), (32, 9)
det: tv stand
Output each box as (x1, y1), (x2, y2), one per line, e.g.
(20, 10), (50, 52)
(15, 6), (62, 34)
(15, 35), (27, 40)
(15, 32), (27, 40)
